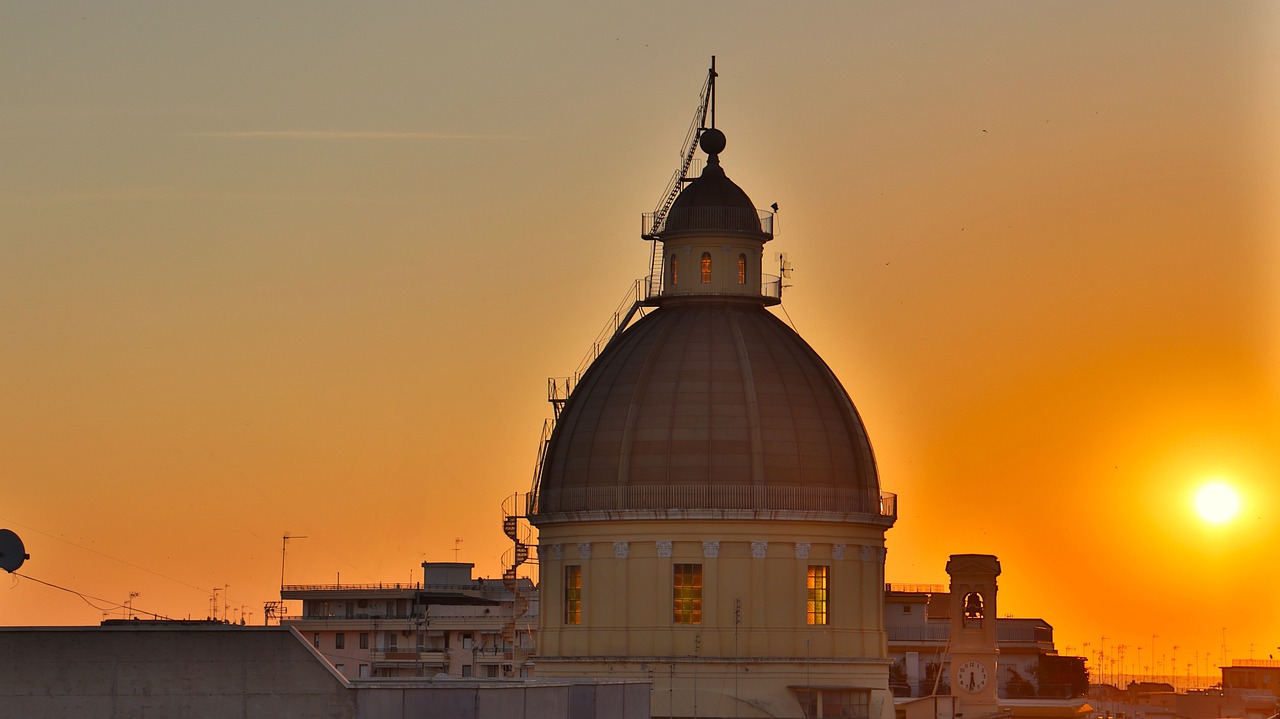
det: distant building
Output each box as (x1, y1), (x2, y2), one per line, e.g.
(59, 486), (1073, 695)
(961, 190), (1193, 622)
(885, 586), (1082, 700)
(887, 555), (1090, 719)
(1222, 660), (1280, 699)
(281, 562), (536, 680)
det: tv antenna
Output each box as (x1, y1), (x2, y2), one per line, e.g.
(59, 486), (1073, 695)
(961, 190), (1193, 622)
(280, 533), (308, 589)
(453, 537), (463, 561)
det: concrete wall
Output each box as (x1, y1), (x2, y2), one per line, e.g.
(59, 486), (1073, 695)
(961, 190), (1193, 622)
(0, 626), (649, 719)
(0, 626), (354, 719)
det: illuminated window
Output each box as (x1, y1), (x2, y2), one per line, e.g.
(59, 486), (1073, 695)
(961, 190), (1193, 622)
(701, 252), (712, 283)
(807, 565), (829, 625)
(673, 563), (703, 624)
(669, 254), (678, 286)
(564, 565), (582, 625)
(738, 253), (747, 284)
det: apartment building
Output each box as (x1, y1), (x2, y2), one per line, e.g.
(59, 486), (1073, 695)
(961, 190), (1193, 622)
(281, 562), (536, 680)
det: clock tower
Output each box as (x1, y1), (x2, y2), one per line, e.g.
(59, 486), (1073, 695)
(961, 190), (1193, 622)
(946, 554), (1001, 718)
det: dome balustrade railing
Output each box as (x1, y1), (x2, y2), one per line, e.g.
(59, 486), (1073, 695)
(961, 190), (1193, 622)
(530, 485), (896, 520)
(641, 207), (775, 240)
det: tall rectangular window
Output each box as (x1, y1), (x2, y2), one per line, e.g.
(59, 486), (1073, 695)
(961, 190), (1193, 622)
(564, 565), (582, 625)
(807, 565), (829, 625)
(673, 563), (703, 624)
(359, 632), (369, 649)
(335, 632), (345, 649)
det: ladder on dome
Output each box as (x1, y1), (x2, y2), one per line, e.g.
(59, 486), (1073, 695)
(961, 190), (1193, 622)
(642, 56), (718, 298)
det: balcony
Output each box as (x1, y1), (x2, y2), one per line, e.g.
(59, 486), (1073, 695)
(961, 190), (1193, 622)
(887, 625), (950, 643)
(885, 621), (1054, 646)
(279, 614), (421, 623)
(370, 649), (447, 666)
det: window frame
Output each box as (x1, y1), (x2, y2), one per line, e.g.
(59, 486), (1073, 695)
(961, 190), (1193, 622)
(673, 563), (703, 624)
(700, 252), (712, 283)
(564, 564), (582, 625)
(807, 565), (829, 626)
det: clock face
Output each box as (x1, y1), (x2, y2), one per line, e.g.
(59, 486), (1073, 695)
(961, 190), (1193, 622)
(955, 660), (988, 693)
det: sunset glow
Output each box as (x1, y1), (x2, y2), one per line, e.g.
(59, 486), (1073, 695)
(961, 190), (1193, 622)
(1, 1), (1278, 686)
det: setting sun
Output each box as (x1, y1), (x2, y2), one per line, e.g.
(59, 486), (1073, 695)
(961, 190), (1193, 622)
(1194, 481), (1241, 524)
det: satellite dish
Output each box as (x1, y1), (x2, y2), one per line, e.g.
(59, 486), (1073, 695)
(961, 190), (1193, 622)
(0, 529), (28, 572)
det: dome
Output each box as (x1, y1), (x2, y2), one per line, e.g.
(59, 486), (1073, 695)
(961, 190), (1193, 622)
(661, 133), (764, 235)
(532, 301), (881, 520)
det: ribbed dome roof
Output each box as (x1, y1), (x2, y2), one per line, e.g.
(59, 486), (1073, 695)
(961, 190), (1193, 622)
(532, 301), (881, 519)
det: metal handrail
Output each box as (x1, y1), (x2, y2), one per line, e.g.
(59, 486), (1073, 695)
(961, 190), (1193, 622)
(642, 207), (775, 240)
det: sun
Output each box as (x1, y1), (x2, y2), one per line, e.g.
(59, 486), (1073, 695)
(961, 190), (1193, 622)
(1194, 481), (1240, 524)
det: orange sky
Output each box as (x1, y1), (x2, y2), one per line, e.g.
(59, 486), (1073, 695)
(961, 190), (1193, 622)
(3, 2), (1278, 679)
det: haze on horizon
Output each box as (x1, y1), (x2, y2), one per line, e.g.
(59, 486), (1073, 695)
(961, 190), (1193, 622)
(3, 2), (1278, 676)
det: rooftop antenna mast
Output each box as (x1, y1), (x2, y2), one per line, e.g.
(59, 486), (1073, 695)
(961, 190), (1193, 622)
(280, 533), (307, 589)
(709, 55), (716, 130)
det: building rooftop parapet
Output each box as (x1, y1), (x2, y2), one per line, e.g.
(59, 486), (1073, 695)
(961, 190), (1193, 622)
(282, 583), (422, 593)
(886, 583), (947, 594)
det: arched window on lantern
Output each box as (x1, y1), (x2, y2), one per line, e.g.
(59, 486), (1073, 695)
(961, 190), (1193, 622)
(701, 252), (712, 283)
(738, 253), (747, 285)
(668, 254), (678, 287)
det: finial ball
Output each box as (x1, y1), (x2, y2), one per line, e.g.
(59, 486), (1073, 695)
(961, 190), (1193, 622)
(699, 128), (726, 156)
